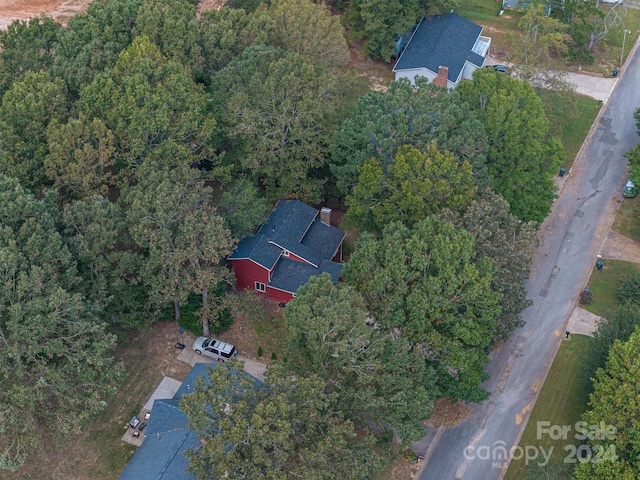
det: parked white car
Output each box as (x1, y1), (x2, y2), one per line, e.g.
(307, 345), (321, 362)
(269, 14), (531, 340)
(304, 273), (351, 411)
(193, 337), (237, 363)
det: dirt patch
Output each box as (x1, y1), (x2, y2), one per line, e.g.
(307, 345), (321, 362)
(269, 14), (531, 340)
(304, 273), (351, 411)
(0, 0), (90, 29)
(0, 0), (227, 30)
(217, 290), (286, 362)
(423, 397), (470, 428)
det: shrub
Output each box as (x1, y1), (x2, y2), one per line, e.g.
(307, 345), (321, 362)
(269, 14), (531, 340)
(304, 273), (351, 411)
(617, 273), (640, 305)
(580, 289), (594, 305)
(257, 346), (263, 357)
(271, 352), (277, 360)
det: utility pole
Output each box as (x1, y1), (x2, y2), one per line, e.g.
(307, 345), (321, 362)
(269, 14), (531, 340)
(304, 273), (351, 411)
(621, 29), (630, 67)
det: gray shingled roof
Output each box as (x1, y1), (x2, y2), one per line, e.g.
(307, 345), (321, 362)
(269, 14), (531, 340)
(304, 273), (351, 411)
(393, 13), (485, 83)
(268, 257), (343, 294)
(228, 200), (344, 269)
(119, 364), (262, 480)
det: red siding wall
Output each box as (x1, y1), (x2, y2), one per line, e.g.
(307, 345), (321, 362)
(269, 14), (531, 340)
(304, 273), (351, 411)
(286, 251), (311, 265)
(331, 244), (343, 263)
(231, 259), (270, 292)
(266, 286), (294, 304)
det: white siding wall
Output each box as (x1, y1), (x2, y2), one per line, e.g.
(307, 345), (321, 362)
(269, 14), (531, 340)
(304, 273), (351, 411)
(462, 61), (480, 81)
(394, 68), (437, 86)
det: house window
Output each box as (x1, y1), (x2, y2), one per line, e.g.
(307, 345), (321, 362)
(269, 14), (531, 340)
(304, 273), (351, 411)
(282, 250), (290, 257)
(255, 282), (266, 292)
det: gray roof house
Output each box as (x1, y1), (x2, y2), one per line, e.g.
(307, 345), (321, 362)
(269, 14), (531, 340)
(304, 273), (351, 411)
(119, 363), (262, 480)
(393, 13), (491, 89)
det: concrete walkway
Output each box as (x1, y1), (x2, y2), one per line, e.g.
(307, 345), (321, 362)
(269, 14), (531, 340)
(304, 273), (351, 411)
(601, 229), (640, 264)
(565, 306), (600, 337)
(484, 58), (618, 102)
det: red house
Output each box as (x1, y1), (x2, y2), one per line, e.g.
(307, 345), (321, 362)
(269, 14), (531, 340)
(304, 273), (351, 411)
(228, 200), (345, 303)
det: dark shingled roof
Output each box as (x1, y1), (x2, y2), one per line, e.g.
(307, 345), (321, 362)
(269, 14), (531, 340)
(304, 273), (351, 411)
(393, 13), (485, 83)
(119, 364), (262, 480)
(228, 199), (345, 269)
(227, 234), (281, 269)
(269, 257), (343, 294)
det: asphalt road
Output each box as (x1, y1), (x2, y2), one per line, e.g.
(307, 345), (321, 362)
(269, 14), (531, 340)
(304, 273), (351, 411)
(418, 40), (640, 480)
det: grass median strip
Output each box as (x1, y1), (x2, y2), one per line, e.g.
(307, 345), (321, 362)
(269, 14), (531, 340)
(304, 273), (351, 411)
(504, 334), (593, 480)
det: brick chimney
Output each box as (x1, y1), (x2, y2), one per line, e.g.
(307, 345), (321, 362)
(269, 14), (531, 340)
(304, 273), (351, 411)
(320, 207), (331, 226)
(433, 66), (448, 88)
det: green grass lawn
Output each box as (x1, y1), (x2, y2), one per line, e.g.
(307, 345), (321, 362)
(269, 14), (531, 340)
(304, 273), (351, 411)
(585, 260), (640, 318)
(504, 335), (594, 480)
(539, 92), (602, 169)
(456, 0), (505, 23)
(612, 196), (640, 243)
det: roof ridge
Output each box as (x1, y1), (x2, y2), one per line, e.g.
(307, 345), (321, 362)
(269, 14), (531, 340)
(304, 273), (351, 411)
(429, 13), (454, 76)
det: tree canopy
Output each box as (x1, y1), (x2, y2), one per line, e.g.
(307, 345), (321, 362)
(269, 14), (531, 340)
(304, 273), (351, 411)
(0, 176), (121, 471)
(343, 217), (501, 401)
(574, 327), (640, 480)
(458, 68), (563, 222)
(284, 274), (438, 442)
(330, 78), (488, 198)
(180, 361), (380, 480)
(346, 143), (476, 232)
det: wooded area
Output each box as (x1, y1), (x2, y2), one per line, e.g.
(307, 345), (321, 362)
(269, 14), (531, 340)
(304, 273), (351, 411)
(0, 0), (574, 476)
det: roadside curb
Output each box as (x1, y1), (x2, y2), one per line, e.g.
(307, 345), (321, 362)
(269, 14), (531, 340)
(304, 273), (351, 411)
(413, 426), (445, 479)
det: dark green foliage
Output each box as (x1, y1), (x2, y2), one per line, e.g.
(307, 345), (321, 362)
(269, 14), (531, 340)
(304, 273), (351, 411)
(458, 69), (563, 222)
(175, 285), (233, 337)
(217, 177), (270, 238)
(343, 218), (501, 402)
(330, 78), (488, 198)
(213, 44), (345, 202)
(62, 195), (149, 333)
(285, 274), (438, 442)
(585, 302), (640, 384)
(345, 143), (477, 232)
(199, 7), (252, 74)
(0, 72), (70, 189)
(574, 328), (640, 480)
(53, 0), (144, 94)
(345, 0), (424, 62)
(0, 16), (60, 95)
(258, 346), (263, 357)
(0, 176), (122, 470)
(442, 189), (538, 343)
(134, 0), (203, 74)
(617, 273), (640, 305)
(180, 361), (382, 479)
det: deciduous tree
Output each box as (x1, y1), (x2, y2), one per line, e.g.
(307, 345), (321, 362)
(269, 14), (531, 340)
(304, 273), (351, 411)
(458, 69), (563, 222)
(331, 78), (487, 197)
(343, 217), (501, 401)
(180, 361), (379, 479)
(0, 176), (121, 471)
(574, 327), (640, 480)
(346, 143), (476, 232)
(285, 274), (438, 441)
(441, 189), (538, 342)
(213, 44), (345, 202)
(79, 36), (218, 179)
